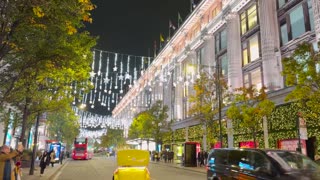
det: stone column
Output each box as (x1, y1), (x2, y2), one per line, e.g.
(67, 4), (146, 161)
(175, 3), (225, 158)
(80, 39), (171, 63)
(263, 116), (269, 148)
(203, 36), (215, 68)
(312, 0), (320, 41)
(185, 126), (189, 142)
(202, 124), (207, 151)
(226, 13), (243, 90)
(259, 0), (284, 90)
(226, 119), (234, 148)
(175, 65), (183, 121)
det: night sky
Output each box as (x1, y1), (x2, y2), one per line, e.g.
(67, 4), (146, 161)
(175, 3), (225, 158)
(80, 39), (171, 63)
(82, 0), (201, 116)
(85, 0), (194, 56)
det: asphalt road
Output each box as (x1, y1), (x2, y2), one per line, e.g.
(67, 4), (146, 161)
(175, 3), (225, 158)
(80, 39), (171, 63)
(53, 156), (206, 180)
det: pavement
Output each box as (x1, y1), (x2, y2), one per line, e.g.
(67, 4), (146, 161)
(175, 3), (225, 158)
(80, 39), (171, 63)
(149, 160), (207, 174)
(21, 157), (205, 179)
(21, 159), (69, 180)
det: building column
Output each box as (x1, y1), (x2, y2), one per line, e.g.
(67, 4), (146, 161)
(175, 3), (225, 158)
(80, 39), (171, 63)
(259, 0), (284, 90)
(226, 119), (234, 148)
(226, 13), (243, 90)
(185, 126), (189, 142)
(263, 116), (269, 148)
(175, 65), (183, 121)
(312, 0), (320, 41)
(202, 124), (207, 151)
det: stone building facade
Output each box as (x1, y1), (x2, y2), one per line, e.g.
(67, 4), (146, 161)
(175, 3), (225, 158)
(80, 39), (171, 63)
(113, 0), (320, 148)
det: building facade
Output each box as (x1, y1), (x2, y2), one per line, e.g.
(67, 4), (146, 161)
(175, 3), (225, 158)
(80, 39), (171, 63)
(113, 0), (320, 149)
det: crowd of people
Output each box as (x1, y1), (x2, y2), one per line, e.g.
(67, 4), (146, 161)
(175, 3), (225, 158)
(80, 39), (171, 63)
(151, 150), (174, 163)
(197, 150), (208, 167)
(0, 143), (67, 179)
(39, 149), (65, 176)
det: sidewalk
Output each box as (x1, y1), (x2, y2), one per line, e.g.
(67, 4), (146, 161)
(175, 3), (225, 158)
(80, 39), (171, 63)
(150, 160), (206, 174)
(21, 159), (69, 180)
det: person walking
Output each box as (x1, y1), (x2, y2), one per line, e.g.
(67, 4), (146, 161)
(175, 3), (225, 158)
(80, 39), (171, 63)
(204, 151), (208, 165)
(0, 144), (24, 180)
(39, 151), (49, 177)
(59, 151), (64, 164)
(49, 150), (56, 167)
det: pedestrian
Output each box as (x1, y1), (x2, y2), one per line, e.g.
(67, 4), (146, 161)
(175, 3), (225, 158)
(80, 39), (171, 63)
(49, 150), (56, 167)
(14, 161), (22, 180)
(0, 143), (24, 180)
(197, 150), (204, 167)
(59, 151), (64, 164)
(200, 151), (205, 166)
(204, 151), (208, 165)
(39, 151), (49, 177)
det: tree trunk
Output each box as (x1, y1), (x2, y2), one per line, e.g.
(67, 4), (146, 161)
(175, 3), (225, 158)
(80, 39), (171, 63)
(29, 113), (40, 175)
(20, 97), (31, 147)
(3, 109), (12, 145)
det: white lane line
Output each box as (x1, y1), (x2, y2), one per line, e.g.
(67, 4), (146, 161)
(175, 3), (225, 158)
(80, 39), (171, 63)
(51, 161), (69, 180)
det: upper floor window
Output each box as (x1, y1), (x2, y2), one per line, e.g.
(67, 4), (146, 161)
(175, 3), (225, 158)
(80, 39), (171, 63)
(279, 0), (314, 46)
(278, 0), (291, 8)
(241, 4), (258, 35)
(197, 47), (205, 73)
(308, 0), (314, 31)
(215, 29), (227, 53)
(242, 34), (260, 66)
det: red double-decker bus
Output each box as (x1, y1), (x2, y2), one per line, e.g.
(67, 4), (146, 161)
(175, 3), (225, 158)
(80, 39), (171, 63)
(72, 137), (94, 160)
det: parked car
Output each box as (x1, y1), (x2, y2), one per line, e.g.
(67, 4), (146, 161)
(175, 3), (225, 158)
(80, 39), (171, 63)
(206, 148), (320, 180)
(113, 149), (150, 180)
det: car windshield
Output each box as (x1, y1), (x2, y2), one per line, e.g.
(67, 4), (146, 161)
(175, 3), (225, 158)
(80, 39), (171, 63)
(266, 151), (319, 171)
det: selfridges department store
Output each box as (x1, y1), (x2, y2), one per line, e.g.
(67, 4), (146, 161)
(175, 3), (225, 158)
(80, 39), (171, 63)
(113, 0), (320, 152)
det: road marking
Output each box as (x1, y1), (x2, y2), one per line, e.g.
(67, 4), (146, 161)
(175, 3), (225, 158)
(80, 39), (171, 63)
(50, 161), (69, 180)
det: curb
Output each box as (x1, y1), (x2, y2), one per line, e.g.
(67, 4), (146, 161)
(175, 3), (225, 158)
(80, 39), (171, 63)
(48, 159), (69, 180)
(150, 161), (206, 174)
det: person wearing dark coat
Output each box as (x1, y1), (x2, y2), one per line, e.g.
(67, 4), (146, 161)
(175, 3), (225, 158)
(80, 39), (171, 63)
(39, 151), (49, 177)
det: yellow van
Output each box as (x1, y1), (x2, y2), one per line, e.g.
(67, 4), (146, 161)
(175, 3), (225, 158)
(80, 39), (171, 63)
(113, 150), (150, 180)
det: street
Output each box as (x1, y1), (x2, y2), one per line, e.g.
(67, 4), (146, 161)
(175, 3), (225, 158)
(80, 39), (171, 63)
(53, 156), (206, 180)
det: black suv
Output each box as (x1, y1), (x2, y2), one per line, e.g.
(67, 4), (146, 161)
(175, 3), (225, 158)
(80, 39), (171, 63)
(206, 148), (320, 180)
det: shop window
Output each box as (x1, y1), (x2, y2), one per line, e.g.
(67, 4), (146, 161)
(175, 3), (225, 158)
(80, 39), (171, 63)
(241, 4), (258, 35)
